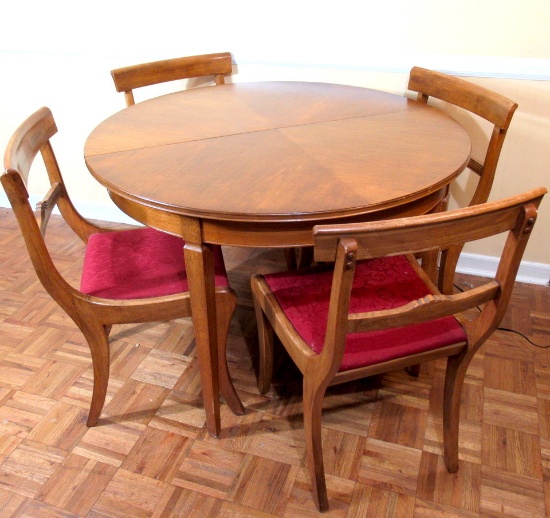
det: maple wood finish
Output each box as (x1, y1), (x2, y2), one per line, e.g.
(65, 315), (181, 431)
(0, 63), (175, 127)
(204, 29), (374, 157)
(251, 188), (546, 511)
(1, 107), (242, 429)
(408, 67), (518, 293)
(85, 81), (472, 437)
(111, 52), (232, 106)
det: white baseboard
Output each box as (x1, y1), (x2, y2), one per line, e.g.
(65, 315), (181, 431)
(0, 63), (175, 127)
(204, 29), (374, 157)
(457, 253), (549, 286)
(2, 196), (548, 286)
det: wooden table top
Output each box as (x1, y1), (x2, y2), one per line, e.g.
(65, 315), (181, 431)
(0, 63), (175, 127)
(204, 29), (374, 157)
(85, 81), (471, 224)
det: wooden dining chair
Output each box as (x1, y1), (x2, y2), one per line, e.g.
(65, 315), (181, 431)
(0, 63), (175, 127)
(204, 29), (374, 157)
(251, 187), (545, 511)
(2, 106), (243, 428)
(111, 52), (232, 106)
(408, 66), (518, 294)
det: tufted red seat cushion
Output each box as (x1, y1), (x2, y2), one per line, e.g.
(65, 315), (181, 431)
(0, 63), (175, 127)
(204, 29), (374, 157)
(80, 227), (229, 299)
(264, 255), (467, 371)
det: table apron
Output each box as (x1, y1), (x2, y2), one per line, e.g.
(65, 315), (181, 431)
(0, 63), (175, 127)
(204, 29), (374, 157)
(110, 187), (447, 247)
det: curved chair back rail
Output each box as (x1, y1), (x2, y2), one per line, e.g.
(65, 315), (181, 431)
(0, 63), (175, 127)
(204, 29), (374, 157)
(111, 52), (233, 106)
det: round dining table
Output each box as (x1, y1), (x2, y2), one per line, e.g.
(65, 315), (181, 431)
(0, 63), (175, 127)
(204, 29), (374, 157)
(84, 81), (471, 436)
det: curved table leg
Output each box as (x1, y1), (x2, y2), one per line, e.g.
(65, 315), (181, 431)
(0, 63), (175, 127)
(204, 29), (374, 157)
(184, 242), (221, 437)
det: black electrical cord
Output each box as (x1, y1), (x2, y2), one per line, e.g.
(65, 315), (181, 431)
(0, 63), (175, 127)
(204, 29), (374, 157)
(453, 282), (550, 349)
(496, 326), (550, 348)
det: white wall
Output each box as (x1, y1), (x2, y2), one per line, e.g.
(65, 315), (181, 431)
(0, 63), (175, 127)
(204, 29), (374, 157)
(2, 1), (549, 282)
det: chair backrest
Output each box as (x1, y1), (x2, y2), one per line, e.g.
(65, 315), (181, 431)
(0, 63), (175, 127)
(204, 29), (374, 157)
(111, 51), (233, 106)
(408, 66), (518, 206)
(2, 107), (101, 302)
(312, 188), (545, 361)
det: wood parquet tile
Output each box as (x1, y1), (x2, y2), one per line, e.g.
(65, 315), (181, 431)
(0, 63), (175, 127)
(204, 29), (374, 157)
(0, 207), (549, 517)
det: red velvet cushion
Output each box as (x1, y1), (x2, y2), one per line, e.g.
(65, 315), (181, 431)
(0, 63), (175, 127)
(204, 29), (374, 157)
(80, 227), (229, 299)
(264, 255), (467, 371)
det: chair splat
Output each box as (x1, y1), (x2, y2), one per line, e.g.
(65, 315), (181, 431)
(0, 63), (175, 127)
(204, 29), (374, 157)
(36, 181), (63, 236)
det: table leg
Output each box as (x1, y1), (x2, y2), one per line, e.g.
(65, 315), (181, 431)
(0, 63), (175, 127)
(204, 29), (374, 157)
(184, 242), (221, 437)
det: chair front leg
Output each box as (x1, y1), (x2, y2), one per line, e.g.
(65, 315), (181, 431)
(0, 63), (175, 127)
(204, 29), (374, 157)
(303, 376), (329, 512)
(442, 350), (469, 473)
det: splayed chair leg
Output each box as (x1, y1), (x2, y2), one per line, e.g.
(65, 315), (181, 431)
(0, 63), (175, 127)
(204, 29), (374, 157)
(303, 378), (329, 512)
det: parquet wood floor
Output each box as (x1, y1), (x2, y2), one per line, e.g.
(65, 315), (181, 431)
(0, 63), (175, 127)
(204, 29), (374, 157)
(0, 206), (548, 517)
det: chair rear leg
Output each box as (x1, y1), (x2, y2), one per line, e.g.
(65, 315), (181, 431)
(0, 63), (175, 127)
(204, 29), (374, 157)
(297, 246), (314, 269)
(81, 323), (111, 427)
(255, 304), (274, 395)
(439, 245), (463, 295)
(284, 246), (314, 270)
(303, 377), (329, 512)
(217, 291), (244, 415)
(284, 248), (297, 270)
(418, 192), (447, 285)
(251, 280), (275, 395)
(406, 364), (421, 377)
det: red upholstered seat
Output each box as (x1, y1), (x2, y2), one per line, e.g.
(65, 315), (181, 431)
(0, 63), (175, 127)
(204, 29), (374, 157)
(80, 227), (229, 299)
(264, 255), (467, 371)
